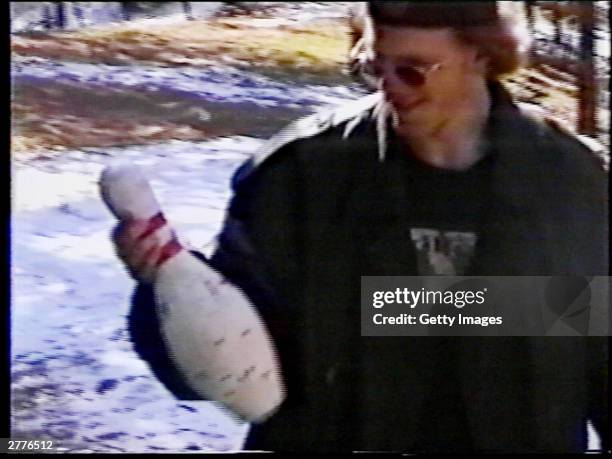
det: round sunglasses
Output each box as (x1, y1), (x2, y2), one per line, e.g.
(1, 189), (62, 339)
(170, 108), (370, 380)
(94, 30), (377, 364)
(362, 58), (445, 87)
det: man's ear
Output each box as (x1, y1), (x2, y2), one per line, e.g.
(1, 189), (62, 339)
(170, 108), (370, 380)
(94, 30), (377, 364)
(473, 50), (490, 75)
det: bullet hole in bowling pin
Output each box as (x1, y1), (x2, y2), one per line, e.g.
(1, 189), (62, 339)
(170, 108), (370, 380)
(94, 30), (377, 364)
(237, 366), (256, 382)
(158, 302), (170, 318)
(213, 338), (225, 346)
(219, 374), (232, 382)
(203, 280), (219, 296)
(241, 329), (251, 337)
(223, 390), (236, 398)
(194, 370), (209, 380)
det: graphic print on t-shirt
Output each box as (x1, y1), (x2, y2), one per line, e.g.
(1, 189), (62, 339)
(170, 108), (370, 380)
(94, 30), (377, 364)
(410, 228), (478, 275)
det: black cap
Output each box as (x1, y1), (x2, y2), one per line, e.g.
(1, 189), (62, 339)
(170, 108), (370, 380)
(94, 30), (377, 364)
(368, 1), (500, 28)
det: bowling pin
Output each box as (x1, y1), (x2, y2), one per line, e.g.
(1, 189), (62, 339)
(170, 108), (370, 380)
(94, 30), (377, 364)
(99, 162), (285, 423)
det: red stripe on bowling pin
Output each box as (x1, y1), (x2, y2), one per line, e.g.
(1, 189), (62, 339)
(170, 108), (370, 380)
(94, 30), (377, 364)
(137, 212), (184, 267)
(157, 237), (183, 267)
(137, 212), (167, 241)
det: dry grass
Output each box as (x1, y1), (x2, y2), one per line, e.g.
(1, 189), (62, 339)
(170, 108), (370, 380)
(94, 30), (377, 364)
(503, 67), (579, 129)
(12, 18), (352, 80)
(11, 16), (606, 154)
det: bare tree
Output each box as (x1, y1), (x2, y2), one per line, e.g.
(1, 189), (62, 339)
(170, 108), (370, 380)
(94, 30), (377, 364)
(524, 1), (537, 63)
(182, 2), (194, 21)
(577, 2), (596, 135)
(552, 1), (562, 45)
(122, 3), (132, 21)
(42, 3), (54, 30)
(55, 2), (65, 29)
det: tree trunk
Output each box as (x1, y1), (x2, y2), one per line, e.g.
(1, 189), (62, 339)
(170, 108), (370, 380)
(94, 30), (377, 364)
(525, 1), (536, 32)
(577, 2), (596, 136)
(552, 2), (562, 45)
(122, 3), (132, 21)
(524, 1), (537, 63)
(42, 4), (53, 30)
(55, 2), (65, 29)
(72, 3), (86, 27)
(183, 2), (194, 21)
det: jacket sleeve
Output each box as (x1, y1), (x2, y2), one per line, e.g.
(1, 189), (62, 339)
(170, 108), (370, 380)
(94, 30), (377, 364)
(579, 141), (609, 451)
(128, 279), (202, 400)
(587, 337), (609, 451)
(127, 151), (302, 402)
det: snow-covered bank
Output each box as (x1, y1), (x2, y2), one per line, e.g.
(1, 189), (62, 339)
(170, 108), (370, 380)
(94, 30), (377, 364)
(12, 55), (362, 110)
(11, 54), (366, 153)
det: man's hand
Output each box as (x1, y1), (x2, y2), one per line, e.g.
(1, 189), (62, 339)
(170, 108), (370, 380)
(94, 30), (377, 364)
(111, 219), (165, 284)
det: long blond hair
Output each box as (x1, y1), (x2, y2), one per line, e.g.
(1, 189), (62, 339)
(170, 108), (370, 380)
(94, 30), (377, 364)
(346, 2), (531, 161)
(348, 1), (531, 83)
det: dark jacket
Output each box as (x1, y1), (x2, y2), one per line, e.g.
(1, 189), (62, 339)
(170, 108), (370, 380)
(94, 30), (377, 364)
(129, 83), (609, 452)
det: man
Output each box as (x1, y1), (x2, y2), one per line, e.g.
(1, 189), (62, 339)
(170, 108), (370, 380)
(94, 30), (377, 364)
(114, 2), (608, 452)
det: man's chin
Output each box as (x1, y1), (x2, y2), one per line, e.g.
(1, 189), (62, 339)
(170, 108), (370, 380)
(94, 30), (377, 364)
(395, 110), (441, 137)
(397, 109), (434, 127)
(395, 99), (432, 118)
(393, 98), (426, 112)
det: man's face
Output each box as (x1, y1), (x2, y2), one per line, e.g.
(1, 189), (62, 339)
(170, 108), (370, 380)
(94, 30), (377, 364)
(372, 25), (488, 134)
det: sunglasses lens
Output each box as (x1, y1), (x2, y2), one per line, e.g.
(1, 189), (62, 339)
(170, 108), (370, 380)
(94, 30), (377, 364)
(397, 67), (426, 86)
(362, 61), (428, 87)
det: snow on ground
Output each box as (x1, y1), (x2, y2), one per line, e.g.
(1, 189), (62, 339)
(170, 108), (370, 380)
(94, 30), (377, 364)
(11, 2), (605, 450)
(12, 55), (360, 111)
(11, 17), (364, 447)
(12, 137), (267, 453)
(11, 116), (603, 453)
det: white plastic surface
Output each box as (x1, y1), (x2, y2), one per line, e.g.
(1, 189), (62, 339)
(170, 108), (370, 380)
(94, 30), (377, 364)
(99, 162), (161, 220)
(99, 162), (285, 422)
